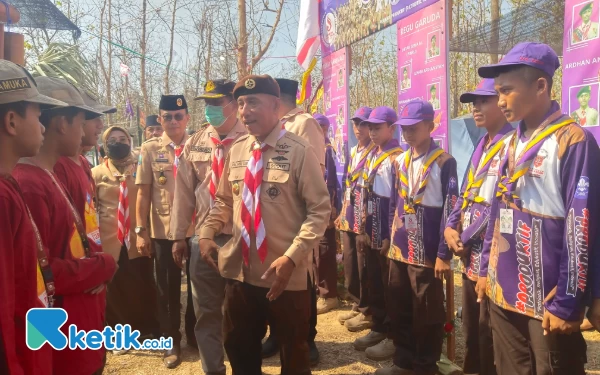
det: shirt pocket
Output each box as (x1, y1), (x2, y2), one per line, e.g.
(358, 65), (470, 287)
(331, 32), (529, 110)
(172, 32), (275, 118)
(189, 152), (211, 178)
(261, 168), (290, 205)
(227, 168), (245, 202)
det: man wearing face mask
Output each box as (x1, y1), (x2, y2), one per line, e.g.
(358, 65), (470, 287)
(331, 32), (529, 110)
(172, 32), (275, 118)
(171, 79), (246, 375)
(92, 126), (160, 346)
(135, 94), (195, 369)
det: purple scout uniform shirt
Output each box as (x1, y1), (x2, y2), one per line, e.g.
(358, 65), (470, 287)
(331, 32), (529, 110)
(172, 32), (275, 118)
(446, 123), (514, 281)
(480, 101), (600, 321)
(324, 138), (341, 215)
(388, 139), (459, 268)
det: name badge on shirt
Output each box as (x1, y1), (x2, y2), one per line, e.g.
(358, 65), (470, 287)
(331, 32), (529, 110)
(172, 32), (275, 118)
(345, 188), (351, 202)
(367, 200), (373, 215)
(405, 214), (417, 231)
(462, 211), (472, 230)
(499, 208), (513, 234)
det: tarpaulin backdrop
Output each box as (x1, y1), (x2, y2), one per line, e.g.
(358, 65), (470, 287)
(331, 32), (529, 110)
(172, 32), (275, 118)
(322, 47), (350, 187)
(562, 0), (600, 136)
(319, 0), (439, 57)
(397, 0), (449, 150)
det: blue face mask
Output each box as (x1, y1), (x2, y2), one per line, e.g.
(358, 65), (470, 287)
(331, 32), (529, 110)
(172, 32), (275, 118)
(205, 102), (232, 127)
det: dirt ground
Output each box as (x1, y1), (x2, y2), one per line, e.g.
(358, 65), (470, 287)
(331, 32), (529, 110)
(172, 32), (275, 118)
(104, 273), (600, 375)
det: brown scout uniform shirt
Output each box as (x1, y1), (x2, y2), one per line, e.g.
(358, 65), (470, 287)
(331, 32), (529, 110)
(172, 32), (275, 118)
(92, 156), (141, 261)
(171, 120), (247, 240)
(135, 132), (193, 240)
(282, 108), (325, 167)
(199, 123), (331, 291)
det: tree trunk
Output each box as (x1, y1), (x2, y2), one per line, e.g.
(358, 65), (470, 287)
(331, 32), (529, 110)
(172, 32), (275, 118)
(237, 0), (248, 78)
(164, 0), (178, 93)
(140, 0), (149, 115)
(490, 0), (500, 63)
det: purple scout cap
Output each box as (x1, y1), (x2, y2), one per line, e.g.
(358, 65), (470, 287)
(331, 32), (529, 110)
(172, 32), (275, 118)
(351, 106), (373, 122)
(364, 106), (398, 125)
(459, 79), (498, 103)
(395, 99), (435, 126)
(313, 113), (330, 127)
(478, 42), (560, 79)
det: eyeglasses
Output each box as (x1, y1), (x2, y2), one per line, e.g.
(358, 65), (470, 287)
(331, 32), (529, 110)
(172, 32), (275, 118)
(161, 113), (186, 122)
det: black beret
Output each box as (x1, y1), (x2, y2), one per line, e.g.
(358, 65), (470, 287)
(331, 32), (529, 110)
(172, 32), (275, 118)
(146, 114), (160, 127)
(195, 79), (236, 99)
(275, 78), (299, 97)
(159, 94), (187, 110)
(233, 75), (280, 100)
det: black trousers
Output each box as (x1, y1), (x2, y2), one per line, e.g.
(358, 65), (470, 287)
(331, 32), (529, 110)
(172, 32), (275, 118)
(388, 260), (445, 375)
(365, 249), (389, 334)
(489, 302), (586, 375)
(461, 275), (496, 375)
(341, 231), (369, 313)
(224, 280), (311, 375)
(316, 228), (338, 298)
(152, 238), (194, 344)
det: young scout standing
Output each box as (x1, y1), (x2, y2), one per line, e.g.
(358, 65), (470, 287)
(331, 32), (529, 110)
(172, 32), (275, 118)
(262, 78), (327, 363)
(135, 94), (194, 369)
(336, 107), (376, 329)
(380, 99), (458, 375)
(353, 107), (403, 359)
(444, 78), (513, 375)
(313, 113), (341, 314)
(0, 60), (67, 375)
(13, 76), (117, 375)
(171, 79), (246, 375)
(199, 74), (331, 375)
(477, 42), (599, 375)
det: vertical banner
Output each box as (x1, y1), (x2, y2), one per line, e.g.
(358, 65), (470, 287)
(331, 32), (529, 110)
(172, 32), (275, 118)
(396, 0), (449, 150)
(322, 47), (349, 186)
(563, 0), (600, 138)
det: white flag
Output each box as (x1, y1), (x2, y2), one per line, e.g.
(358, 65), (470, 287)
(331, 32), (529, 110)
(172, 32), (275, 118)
(296, 0), (320, 70)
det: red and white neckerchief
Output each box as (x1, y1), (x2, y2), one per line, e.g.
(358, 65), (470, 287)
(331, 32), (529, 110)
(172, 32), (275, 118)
(170, 142), (184, 177)
(240, 129), (287, 265)
(117, 179), (130, 250)
(209, 134), (236, 207)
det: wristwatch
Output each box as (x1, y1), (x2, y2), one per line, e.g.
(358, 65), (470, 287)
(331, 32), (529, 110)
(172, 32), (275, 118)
(135, 226), (146, 234)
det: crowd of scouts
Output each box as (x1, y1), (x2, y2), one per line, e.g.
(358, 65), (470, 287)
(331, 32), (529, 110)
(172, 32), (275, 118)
(2, 41), (600, 375)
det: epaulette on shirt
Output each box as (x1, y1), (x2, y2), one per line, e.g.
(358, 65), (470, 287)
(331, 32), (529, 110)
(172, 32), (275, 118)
(281, 131), (309, 148)
(141, 137), (160, 146)
(435, 151), (453, 168)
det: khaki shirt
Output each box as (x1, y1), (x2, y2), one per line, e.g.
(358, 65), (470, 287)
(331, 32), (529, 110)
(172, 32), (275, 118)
(171, 121), (247, 239)
(199, 124), (331, 291)
(92, 157), (141, 261)
(283, 108), (325, 167)
(135, 132), (193, 240)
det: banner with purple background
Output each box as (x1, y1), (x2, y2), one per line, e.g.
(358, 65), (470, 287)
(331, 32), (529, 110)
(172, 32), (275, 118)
(320, 0), (439, 57)
(322, 47), (349, 186)
(396, 0), (449, 150)
(563, 0), (600, 134)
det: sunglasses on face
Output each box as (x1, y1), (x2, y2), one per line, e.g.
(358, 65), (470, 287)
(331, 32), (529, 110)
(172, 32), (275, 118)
(161, 113), (186, 122)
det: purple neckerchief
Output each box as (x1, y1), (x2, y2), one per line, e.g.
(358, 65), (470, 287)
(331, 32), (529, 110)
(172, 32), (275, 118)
(365, 138), (401, 183)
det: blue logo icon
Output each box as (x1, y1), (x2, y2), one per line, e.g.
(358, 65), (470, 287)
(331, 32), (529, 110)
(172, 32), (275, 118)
(574, 176), (589, 199)
(26, 308), (68, 350)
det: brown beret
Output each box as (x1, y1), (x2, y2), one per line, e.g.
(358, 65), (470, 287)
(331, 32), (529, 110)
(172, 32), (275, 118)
(233, 74), (280, 100)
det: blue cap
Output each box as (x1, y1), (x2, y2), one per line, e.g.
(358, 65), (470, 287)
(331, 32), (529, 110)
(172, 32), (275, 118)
(364, 106), (398, 125)
(395, 100), (435, 126)
(351, 106), (373, 122)
(478, 42), (560, 79)
(459, 79), (498, 103)
(313, 113), (330, 127)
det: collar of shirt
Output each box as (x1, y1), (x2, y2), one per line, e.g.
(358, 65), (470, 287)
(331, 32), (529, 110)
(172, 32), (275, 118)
(257, 121), (288, 149)
(161, 132), (189, 148)
(207, 119), (247, 141)
(281, 107), (304, 121)
(518, 100), (561, 140)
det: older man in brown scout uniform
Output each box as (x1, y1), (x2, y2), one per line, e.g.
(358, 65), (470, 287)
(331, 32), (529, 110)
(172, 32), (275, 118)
(199, 75), (331, 375)
(135, 94), (194, 369)
(171, 79), (246, 375)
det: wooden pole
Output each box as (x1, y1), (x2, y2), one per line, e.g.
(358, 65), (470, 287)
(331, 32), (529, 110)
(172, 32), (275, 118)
(445, 270), (456, 362)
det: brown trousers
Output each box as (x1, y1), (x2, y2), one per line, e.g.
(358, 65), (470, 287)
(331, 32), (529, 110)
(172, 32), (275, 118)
(341, 231), (369, 312)
(316, 227), (339, 298)
(489, 302), (586, 375)
(461, 276), (496, 375)
(388, 260), (445, 375)
(223, 280), (311, 375)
